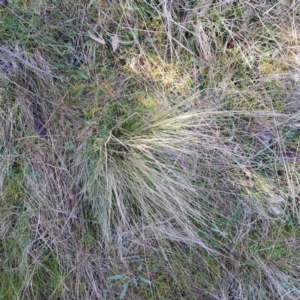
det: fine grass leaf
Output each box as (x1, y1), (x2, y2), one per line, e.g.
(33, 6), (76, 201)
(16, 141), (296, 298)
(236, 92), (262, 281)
(132, 277), (138, 287)
(138, 275), (152, 286)
(269, 195), (285, 204)
(88, 32), (106, 45)
(75, 70), (89, 80)
(54, 63), (69, 70)
(73, 55), (82, 67)
(270, 205), (282, 215)
(120, 280), (131, 299)
(120, 40), (134, 46)
(107, 274), (126, 281)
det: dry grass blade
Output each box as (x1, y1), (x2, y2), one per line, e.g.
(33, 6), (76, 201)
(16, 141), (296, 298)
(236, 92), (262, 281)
(111, 34), (120, 52)
(88, 32), (106, 45)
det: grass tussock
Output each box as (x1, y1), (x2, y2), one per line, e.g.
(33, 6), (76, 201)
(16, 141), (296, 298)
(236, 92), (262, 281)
(1, 0), (300, 299)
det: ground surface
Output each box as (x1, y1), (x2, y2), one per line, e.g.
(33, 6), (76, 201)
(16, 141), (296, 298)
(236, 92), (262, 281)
(1, 1), (300, 299)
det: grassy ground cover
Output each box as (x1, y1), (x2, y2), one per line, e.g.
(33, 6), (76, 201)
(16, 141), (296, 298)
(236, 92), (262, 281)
(1, 0), (300, 299)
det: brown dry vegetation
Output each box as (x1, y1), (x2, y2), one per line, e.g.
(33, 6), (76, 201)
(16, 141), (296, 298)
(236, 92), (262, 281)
(1, 1), (300, 299)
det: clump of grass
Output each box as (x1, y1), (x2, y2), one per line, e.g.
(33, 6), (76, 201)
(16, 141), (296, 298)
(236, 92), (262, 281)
(85, 103), (225, 246)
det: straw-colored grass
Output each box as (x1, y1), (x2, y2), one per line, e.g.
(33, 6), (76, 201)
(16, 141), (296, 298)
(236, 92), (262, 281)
(1, 1), (300, 299)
